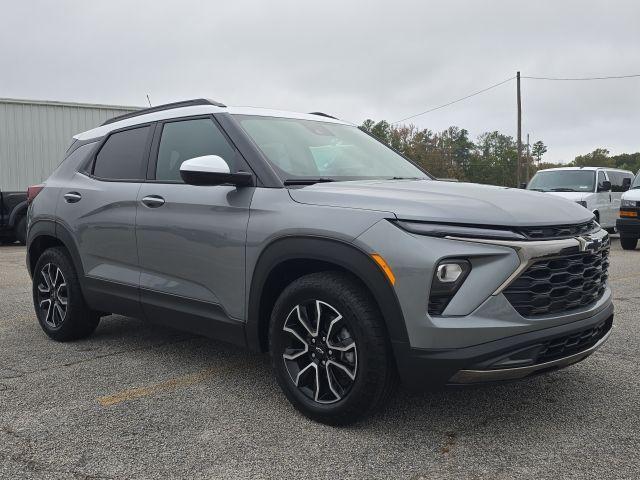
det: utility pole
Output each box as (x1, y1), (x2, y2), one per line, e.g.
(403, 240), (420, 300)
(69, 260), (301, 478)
(526, 133), (531, 182)
(516, 71), (522, 187)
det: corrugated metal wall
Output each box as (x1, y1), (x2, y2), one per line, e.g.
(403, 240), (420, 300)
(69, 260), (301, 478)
(0, 98), (138, 191)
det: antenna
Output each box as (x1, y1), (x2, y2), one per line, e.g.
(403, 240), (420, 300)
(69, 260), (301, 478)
(146, 94), (152, 107)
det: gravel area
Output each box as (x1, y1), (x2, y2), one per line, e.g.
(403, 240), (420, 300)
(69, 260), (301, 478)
(0, 238), (638, 479)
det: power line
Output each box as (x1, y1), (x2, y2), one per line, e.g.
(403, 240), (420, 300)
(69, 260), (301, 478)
(392, 76), (515, 124)
(523, 73), (640, 81)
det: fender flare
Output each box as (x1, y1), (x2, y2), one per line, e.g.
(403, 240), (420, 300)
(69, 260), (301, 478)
(27, 219), (86, 281)
(246, 236), (409, 351)
(8, 200), (28, 227)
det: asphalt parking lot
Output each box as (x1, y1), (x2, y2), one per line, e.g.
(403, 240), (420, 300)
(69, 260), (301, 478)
(0, 239), (638, 480)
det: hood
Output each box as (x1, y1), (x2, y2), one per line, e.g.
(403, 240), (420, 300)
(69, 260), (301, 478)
(289, 179), (594, 227)
(543, 191), (589, 202)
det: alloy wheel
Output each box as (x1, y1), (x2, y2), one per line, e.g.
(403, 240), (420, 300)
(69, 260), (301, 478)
(282, 300), (357, 404)
(37, 263), (68, 328)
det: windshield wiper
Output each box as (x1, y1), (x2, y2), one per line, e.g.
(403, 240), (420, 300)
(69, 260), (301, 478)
(549, 187), (577, 192)
(283, 177), (335, 186)
(391, 176), (424, 180)
(528, 188), (545, 191)
(631, 185), (640, 189)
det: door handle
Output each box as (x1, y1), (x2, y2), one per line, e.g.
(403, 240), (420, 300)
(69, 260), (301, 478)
(141, 195), (165, 208)
(63, 192), (82, 203)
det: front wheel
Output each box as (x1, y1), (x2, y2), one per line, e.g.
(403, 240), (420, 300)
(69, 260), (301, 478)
(32, 247), (101, 341)
(620, 237), (638, 250)
(269, 272), (397, 425)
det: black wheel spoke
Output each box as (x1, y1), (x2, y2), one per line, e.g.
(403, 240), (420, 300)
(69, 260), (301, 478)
(282, 299), (357, 404)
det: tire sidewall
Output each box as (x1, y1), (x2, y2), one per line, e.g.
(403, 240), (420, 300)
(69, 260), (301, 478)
(269, 277), (383, 420)
(32, 248), (80, 340)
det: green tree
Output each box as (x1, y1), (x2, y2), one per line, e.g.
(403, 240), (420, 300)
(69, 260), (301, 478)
(572, 148), (614, 167)
(531, 140), (547, 163)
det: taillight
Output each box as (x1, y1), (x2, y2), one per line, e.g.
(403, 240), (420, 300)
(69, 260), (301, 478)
(27, 184), (44, 204)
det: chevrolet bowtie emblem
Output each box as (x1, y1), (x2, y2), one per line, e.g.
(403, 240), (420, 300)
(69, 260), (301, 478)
(577, 235), (600, 253)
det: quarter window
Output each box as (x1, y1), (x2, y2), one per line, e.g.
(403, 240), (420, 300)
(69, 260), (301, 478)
(155, 118), (236, 182)
(93, 126), (151, 180)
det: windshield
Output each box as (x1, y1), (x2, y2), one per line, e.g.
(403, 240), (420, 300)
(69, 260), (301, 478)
(527, 170), (596, 192)
(234, 115), (430, 182)
(631, 171), (640, 188)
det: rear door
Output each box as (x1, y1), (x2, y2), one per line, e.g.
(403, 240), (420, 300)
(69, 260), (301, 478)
(594, 170), (614, 228)
(135, 116), (254, 343)
(56, 124), (154, 316)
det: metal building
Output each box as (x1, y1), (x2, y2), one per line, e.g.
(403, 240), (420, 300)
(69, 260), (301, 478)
(0, 98), (138, 191)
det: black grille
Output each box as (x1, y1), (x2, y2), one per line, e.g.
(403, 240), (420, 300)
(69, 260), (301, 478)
(537, 317), (612, 363)
(504, 243), (609, 317)
(518, 220), (599, 240)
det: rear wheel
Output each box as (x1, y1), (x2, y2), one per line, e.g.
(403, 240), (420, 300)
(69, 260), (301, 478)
(620, 237), (638, 250)
(33, 247), (101, 341)
(269, 271), (397, 425)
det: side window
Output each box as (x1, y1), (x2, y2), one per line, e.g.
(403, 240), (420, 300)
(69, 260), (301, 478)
(155, 118), (236, 182)
(93, 126), (151, 180)
(597, 171), (607, 190)
(607, 171), (624, 192)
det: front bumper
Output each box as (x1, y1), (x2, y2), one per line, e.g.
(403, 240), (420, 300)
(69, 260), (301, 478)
(394, 300), (614, 388)
(616, 217), (640, 238)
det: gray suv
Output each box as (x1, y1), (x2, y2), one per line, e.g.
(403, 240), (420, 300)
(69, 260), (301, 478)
(26, 99), (613, 425)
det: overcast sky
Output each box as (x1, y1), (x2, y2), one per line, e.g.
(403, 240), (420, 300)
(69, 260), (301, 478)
(2, 0), (640, 163)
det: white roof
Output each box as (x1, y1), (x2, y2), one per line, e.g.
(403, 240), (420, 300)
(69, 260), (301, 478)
(73, 104), (352, 141)
(537, 166), (632, 173)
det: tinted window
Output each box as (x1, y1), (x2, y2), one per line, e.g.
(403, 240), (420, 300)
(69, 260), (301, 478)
(155, 118), (236, 182)
(93, 126), (150, 180)
(607, 171), (621, 191)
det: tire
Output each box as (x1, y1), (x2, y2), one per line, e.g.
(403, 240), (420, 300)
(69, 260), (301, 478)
(620, 237), (638, 250)
(269, 271), (398, 425)
(15, 216), (27, 245)
(32, 247), (101, 341)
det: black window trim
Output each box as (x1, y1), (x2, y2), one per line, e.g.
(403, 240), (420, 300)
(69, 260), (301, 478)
(86, 122), (156, 183)
(145, 114), (257, 185)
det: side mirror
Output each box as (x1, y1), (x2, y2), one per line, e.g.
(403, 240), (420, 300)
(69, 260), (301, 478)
(598, 180), (611, 192)
(179, 155), (252, 187)
(519, 182), (527, 189)
(622, 177), (632, 191)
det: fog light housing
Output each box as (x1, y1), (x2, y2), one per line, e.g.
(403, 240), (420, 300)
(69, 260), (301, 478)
(429, 259), (471, 316)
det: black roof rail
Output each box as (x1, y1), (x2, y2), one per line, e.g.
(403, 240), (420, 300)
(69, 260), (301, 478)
(101, 98), (226, 126)
(308, 111), (339, 120)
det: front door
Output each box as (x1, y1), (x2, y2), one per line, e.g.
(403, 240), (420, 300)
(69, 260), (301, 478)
(136, 116), (254, 343)
(594, 170), (612, 227)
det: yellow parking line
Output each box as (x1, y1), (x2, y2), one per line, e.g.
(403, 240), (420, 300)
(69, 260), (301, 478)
(98, 367), (217, 407)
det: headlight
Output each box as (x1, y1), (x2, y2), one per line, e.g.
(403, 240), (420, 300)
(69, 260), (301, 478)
(621, 199), (638, 208)
(576, 200), (588, 208)
(393, 220), (526, 240)
(428, 259), (471, 315)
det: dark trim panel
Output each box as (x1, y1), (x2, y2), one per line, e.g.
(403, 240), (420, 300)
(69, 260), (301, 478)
(141, 288), (246, 347)
(246, 236), (409, 351)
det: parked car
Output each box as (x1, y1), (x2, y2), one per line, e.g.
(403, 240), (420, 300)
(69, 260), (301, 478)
(617, 171), (640, 250)
(526, 166), (633, 231)
(26, 99), (613, 425)
(0, 189), (28, 244)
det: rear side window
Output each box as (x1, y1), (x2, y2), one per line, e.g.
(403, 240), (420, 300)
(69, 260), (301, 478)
(155, 118), (236, 182)
(93, 126), (151, 180)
